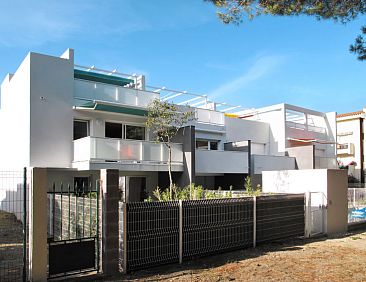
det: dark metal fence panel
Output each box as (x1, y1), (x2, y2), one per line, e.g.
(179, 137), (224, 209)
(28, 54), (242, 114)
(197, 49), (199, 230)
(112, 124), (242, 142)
(0, 169), (28, 282)
(47, 182), (100, 278)
(256, 194), (305, 243)
(124, 201), (179, 271)
(182, 198), (253, 259)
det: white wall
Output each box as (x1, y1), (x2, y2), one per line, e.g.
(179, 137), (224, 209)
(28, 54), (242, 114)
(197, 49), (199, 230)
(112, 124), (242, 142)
(195, 150), (248, 174)
(29, 52), (74, 168)
(244, 104), (286, 155)
(262, 169), (348, 236)
(0, 54), (31, 168)
(225, 116), (269, 144)
(337, 118), (361, 177)
(252, 155), (296, 174)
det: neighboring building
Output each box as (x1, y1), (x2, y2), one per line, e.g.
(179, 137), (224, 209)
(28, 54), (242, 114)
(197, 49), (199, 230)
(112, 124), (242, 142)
(0, 49), (337, 200)
(336, 109), (366, 182)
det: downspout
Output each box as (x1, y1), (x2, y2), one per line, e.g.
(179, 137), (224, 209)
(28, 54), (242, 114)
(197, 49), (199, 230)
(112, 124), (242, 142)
(360, 118), (364, 183)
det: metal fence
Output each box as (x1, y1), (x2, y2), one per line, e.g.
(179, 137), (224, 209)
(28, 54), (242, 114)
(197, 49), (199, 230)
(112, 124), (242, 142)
(121, 201), (179, 271)
(0, 169), (28, 282)
(182, 198), (253, 259)
(348, 188), (366, 223)
(120, 194), (305, 272)
(256, 195), (305, 243)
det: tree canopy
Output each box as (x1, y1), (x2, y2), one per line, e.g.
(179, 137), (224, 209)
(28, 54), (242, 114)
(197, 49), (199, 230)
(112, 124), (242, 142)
(207, 0), (366, 60)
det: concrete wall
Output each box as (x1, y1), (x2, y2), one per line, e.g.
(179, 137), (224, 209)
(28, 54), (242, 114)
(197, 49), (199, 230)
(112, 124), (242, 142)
(250, 104), (286, 155)
(262, 169), (348, 236)
(172, 126), (195, 187)
(29, 51), (74, 168)
(225, 117), (269, 149)
(286, 145), (315, 169)
(0, 55), (31, 168)
(196, 150), (249, 174)
(251, 154), (296, 174)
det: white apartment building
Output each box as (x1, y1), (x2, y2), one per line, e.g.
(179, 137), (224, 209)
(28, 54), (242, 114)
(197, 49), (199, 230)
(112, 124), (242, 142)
(337, 109), (366, 182)
(0, 49), (337, 200)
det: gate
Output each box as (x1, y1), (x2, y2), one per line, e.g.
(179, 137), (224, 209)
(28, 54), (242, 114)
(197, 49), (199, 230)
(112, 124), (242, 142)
(0, 168), (28, 282)
(306, 192), (326, 236)
(47, 181), (100, 279)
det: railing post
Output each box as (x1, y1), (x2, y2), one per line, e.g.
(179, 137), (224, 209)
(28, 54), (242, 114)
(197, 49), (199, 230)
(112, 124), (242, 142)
(253, 196), (256, 248)
(22, 167), (27, 282)
(122, 202), (127, 273)
(305, 192), (311, 238)
(179, 200), (183, 264)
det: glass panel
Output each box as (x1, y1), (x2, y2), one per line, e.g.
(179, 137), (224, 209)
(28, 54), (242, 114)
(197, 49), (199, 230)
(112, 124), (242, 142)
(95, 138), (119, 159)
(105, 122), (122, 139)
(73, 120), (89, 140)
(171, 144), (183, 163)
(196, 140), (208, 150)
(143, 142), (162, 162)
(119, 140), (141, 160)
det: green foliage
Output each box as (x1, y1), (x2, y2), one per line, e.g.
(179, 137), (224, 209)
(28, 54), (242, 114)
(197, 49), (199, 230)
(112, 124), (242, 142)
(206, 0), (366, 24)
(146, 99), (195, 144)
(350, 26), (366, 60)
(244, 176), (252, 193)
(151, 183), (234, 202)
(244, 176), (261, 196)
(206, 0), (366, 60)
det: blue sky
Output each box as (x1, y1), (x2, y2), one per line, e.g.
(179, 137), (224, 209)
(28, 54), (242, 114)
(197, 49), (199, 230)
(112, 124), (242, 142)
(0, 0), (365, 114)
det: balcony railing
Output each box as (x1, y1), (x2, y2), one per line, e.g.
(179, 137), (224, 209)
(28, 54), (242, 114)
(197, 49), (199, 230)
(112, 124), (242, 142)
(195, 108), (225, 126)
(73, 137), (183, 164)
(314, 157), (337, 169)
(286, 121), (326, 134)
(74, 79), (159, 108)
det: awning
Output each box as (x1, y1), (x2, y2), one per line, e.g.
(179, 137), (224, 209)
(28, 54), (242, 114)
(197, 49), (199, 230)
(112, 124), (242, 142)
(287, 137), (335, 144)
(74, 100), (147, 116)
(74, 69), (134, 87)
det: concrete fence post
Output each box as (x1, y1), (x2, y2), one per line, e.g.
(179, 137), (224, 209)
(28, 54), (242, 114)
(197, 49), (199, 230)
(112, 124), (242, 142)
(253, 196), (256, 248)
(100, 169), (120, 275)
(179, 200), (183, 264)
(29, 168), (48, 281)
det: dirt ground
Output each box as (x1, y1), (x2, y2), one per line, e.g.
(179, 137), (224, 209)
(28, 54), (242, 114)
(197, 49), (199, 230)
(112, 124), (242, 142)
(117, 230), (366, 282)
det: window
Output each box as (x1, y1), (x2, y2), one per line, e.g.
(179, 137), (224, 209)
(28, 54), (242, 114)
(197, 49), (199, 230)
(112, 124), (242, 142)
(210, 141), (218, 150)
(105, 122), (122, 139)
(125, 125), (145, 140)
(73, 120), (89, 140)
(74, 177), (89, 195)
(196, 140), (209, 150)
(196, 140), (219, 150)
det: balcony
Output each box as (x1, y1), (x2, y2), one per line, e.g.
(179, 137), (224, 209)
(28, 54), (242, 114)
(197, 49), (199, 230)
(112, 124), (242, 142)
(74, 79), (159, 109)
(73, 137), (183, 171)
(195, 150), (248, 174)
(337, 143), (354, 156)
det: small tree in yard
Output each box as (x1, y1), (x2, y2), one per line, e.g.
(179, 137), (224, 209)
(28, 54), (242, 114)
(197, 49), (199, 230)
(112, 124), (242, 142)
(146, 99), (195, 199)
